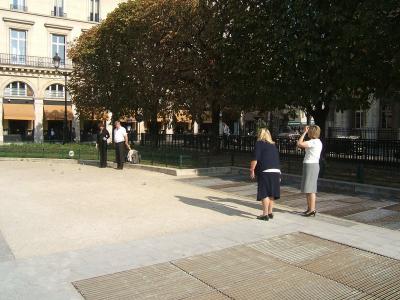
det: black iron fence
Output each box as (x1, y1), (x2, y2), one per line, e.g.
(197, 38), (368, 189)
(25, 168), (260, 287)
(140, 133), (400, 164)
(328, 127), (399, 140)
(3, 129), (34, 143)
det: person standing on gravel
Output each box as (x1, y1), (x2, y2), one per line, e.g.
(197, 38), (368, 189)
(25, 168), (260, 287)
(114, 121), (131, 170)
(96, 123), (110, 168)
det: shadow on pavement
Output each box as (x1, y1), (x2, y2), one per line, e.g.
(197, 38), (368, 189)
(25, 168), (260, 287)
(176, 195), (257, 219)
(176, 195), (289, 218)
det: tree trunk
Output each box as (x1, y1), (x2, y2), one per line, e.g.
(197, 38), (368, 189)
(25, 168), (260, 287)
(150, 108), (159, 147)
(310, 103), (329, 163)
(211, 100), (221, 152)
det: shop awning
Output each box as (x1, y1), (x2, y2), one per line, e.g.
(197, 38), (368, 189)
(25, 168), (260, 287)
(3, 104), (35, 120)
(44, 105), (73, 120)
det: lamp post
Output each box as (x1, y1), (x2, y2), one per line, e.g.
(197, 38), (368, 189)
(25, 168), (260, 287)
(52, 53), (69, 144)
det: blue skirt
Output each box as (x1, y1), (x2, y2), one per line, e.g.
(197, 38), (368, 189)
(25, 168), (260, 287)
(257, 172), (280, 201)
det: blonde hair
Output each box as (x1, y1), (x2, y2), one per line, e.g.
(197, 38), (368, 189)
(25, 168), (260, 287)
(308, 125), (321, 139)
(257, 128), (274, 144)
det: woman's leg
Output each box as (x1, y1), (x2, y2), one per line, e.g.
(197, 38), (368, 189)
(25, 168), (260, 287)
(261, 197), (270, 216)
(268, 198), (274, 214)
(306, 193), (311, 212)
(309, 193), (316, 211)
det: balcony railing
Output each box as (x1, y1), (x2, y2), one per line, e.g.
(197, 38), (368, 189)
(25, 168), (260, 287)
(4, 88), (28, 97)
(0, 53), (72, 69)
(88, 13), (100, 22)
(45, 90), (65, 98)
(51, 9), (67, 17)
(10, 4), (28, 11)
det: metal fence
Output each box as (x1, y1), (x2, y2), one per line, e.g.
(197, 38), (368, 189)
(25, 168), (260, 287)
(140, 133), (400, 165)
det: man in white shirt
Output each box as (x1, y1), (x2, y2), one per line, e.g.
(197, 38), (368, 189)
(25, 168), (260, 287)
(114, 121), (131, 169)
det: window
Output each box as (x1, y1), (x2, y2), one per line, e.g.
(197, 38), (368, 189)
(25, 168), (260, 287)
(5, 81), (27, 96)
(52, 34), (66, 65)
(10, 29), (26, 64)
(381, 104), (392, 129)
(10, 0), (26, 11)
(46, 84), (65, 98)
(354, 110), (366, 128)
(89, 0), (100, 22)
(53, 0), (64, 16)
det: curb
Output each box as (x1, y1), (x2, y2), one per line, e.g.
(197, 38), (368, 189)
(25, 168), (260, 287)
(0, 157), (77, 164)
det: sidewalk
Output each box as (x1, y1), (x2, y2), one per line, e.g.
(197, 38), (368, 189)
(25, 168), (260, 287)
(178, 174), (400, 231)
(0, 161), (399, 299)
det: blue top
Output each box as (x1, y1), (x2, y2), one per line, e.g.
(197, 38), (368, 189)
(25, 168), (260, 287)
(252, 141), (280, 173)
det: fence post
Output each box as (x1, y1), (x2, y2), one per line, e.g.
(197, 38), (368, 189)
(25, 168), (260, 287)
(179, 154), (183, 169)
(319, 159), (326, 178)
(231, 151), (235, 166)
(356, 163), (364, 183)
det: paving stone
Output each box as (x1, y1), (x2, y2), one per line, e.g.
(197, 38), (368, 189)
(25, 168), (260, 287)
(346, 208), (399, 223)
(321, 203), (378, 217)
(382, 203), (400, 211)
(0, 231), (14, 263)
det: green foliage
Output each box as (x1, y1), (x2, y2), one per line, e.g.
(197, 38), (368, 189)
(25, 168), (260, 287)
(68, 0), (400, 132)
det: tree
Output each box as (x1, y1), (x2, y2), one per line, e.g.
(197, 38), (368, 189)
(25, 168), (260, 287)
(263, 0), (400, 136)
(69, 0), (199, 132)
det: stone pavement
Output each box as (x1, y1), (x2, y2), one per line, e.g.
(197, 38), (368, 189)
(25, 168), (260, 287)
(0, 161), (399, 299)
(177, 174), (400, 231)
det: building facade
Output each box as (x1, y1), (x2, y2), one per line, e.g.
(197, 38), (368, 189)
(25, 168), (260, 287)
(328, 98), (400, 140)
(0, 0), (123, 143)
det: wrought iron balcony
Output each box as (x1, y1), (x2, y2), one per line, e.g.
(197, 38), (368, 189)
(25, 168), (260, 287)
(88, 13), (101, 22)
(51, 9), (67, 17)
(0, 53), (72, 70)
(4, 88), (28, 97)
(10, 4), (28, 11)
(45, 90), (65, 98)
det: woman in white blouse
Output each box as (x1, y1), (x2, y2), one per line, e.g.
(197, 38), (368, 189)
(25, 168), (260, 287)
(297, 125), (322, 217)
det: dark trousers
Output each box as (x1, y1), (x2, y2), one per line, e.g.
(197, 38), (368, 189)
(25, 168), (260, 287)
(99, 143), (107, 168)
(115, 142), (125, 169)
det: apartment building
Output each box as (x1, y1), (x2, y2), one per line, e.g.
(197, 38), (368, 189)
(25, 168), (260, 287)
(0, 0), (123, 143)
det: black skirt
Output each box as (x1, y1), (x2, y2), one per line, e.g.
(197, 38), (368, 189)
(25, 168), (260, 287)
(257, 172), (280, 201)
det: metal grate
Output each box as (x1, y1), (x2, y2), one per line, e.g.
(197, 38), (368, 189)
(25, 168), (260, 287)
(73, 233), (400, 299)
(73, 263), (214, 300)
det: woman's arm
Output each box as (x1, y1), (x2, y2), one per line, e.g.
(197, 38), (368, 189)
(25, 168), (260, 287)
(297, 126), (310, 149)
(250, 160), (257, 179)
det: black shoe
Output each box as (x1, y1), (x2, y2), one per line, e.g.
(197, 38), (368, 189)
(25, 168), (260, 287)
(303, 209), (310, 215)
(257, 215), (269, 221)
(304, 210), (316, 217)
(268, 213), (274, 219)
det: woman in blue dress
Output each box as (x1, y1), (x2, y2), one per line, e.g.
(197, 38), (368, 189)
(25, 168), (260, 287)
(250, 128), (281, 221)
